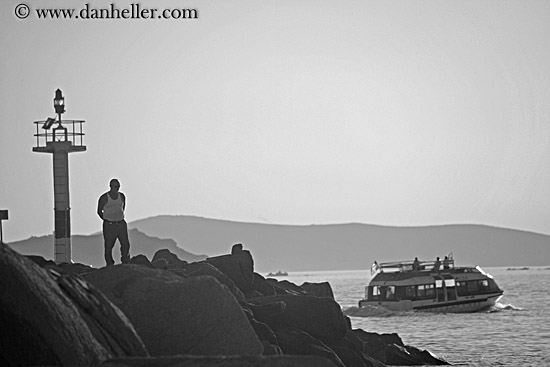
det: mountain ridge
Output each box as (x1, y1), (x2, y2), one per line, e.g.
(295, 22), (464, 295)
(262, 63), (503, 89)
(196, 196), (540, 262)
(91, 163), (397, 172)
(8, 215), (549, 272)
(128, 215), (550, 272)
(8, 228), (207, 268)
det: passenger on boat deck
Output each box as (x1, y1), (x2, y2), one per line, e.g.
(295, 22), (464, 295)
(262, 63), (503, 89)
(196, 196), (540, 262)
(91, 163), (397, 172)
(443, 256), (450, 269)
(413, 257), (420, 271)
(432, 257), (441, 271)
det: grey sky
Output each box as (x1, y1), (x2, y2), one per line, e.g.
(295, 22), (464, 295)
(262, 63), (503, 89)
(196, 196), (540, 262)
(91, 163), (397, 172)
(1, 0), (549, 242)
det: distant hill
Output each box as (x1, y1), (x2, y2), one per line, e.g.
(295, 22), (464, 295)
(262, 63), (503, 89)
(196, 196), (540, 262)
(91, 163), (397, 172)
(128, 215), (550, 272)
(7, 228), (206, 268)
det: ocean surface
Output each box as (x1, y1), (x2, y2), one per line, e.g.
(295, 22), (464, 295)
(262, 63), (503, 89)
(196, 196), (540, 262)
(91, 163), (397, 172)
(275, 266), (550, 367)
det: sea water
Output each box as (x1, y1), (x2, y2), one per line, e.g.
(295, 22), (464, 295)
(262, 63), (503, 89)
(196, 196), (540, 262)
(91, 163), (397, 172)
(279, 267), (550, 367)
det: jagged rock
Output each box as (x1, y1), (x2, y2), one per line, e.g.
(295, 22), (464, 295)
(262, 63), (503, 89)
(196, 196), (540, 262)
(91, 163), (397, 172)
(25, 254), (56, 268)
(246, 300), (287, 323)
(265, 279), (307, 295)
(248, 294), (347, 344)
(252, 272), (277, 296)
(261, 340), (283, 355)
(401, 345), (450, 365)
(25, 255), (94, 276)
(384, 344), (425, 365)
(329, 331), (385, 367)
(301, 282), (334, 299)
(83, 265), (263, 356)
(151, 248), (187, 269)
(184, 261), (245, 302)
(52, 271), (148, 358)
(384, 344), (450, 366)
(353, 329), (449, 365)
(275, 327), (345, 367)
(248, 316), (279, 348)
(354, 329), (400, 363)
(103, 354), (340, 367)
(58, 262), (96, 275)
(0, 243), (111, 366)
(206, 249), (255, 292)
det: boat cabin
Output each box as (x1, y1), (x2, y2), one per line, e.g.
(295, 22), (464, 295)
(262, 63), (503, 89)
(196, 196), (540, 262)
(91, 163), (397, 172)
(361, 256), (503, 312)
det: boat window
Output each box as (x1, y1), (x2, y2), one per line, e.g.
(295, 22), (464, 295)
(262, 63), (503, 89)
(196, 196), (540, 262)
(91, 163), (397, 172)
(478, 279), (489, 291)
(405, 285), (416, 298)
(467, 280), (479, 292)
(425, 284), (435, 297)
(370, 286), (382, 300)
(416, 284), (435, 299)
(435, 279), (443, 288)
(417, 284), (426, 297)
(386, 286), (396, 300)
(444, 279), (456, 287)
(456, 281), (468, 296)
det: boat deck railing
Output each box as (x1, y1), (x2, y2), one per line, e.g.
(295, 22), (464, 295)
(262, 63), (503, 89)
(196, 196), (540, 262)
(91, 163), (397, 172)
(372, 258), (455, 274)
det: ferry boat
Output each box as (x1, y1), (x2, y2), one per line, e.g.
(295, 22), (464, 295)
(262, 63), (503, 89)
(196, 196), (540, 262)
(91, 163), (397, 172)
(358, 255), (503, 313)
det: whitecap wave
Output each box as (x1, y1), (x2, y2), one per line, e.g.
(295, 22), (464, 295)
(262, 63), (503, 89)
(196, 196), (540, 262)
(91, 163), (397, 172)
(493, 302), (524, 311)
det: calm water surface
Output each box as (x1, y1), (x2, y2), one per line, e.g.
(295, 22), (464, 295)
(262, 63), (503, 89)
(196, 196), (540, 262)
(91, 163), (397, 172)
(279, 267), (550, 367)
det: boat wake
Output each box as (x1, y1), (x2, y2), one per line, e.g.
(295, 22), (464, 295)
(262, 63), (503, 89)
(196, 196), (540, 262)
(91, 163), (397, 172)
(488, 302), (524, 312)
(343, 305), (397, 317)
(487, 302), (524, 313)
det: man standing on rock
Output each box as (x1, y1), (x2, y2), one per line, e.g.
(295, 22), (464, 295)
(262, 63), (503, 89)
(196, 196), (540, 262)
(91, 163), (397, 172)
(97, 178), (130, 266)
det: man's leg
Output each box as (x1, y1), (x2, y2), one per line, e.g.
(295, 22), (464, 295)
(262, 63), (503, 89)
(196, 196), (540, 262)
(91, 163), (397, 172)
(103, 221), (117, 266)
(118, 220), (131, 264)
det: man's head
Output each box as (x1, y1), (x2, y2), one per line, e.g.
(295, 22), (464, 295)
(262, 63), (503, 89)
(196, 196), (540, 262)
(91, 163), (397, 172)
(109, 179), (120, 192)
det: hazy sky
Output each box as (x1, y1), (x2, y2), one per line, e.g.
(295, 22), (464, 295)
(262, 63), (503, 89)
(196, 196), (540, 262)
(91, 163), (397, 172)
(1, 0), (549, 243)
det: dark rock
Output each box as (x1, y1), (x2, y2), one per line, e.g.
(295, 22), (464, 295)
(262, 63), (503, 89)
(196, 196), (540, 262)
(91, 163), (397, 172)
(384, 343), (424, 365)
(241, 303), (280, 355)
(249, 317), (278, 346)
(249, 294), (348, 344)
(150, 257), (168, 269)
(206, 249), (255, 292)
(184, 261), (245, 302)
(252, 272), (277, 296)
(0, 242), (111, 366)
(151, 248), (187, 269)
(103, 354), (340, 367)
(398, 345), (450, 365)
(265, 279), (307, 295)
(245, 289), (265, 298)
(331, 344), (384, 367)
(275, 327), (345, 367)
(329, 331), (385, 367)
(231, 243), (243, 254)
(344, 315), (352, 330)
(301, 282), (335, 299)
(353, 329), (449, 365)
(246, 300), (287, 323)
(58, 262), (96, 275)
(261, 341), (283, 355)
(53, 271), (148, 358)
(129, 254), (154, 268)
(83, 265), (263, 356)
(25, 254), (56, 268)
(353, 329), (399, 363)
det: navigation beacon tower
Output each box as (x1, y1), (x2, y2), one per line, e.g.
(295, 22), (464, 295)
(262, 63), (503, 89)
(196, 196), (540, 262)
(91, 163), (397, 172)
(33, 89), (86, 263)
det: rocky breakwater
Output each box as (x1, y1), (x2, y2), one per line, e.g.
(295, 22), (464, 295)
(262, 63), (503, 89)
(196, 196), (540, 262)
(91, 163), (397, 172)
(1, 241), (449, 366)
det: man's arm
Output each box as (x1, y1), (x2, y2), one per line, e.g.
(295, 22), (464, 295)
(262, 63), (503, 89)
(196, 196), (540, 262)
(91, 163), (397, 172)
(97, 193), (107, 220)
(120, 192), (126, 211)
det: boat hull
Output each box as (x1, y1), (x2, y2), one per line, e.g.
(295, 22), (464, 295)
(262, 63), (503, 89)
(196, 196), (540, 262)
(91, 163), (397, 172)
(359, 293), (502, 313)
